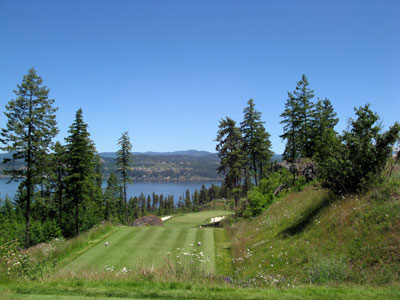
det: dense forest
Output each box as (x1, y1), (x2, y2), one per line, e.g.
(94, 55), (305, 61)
(0, 68), (398, 251)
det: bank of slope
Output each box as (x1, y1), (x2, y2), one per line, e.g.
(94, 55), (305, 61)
(228, 173), (400, 285)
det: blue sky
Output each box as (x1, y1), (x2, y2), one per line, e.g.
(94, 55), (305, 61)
(0, 0), (399, 154)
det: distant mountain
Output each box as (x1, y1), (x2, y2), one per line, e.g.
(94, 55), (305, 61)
(272, 154), (283, 162)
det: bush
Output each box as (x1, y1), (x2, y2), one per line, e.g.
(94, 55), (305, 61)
(316, 105), (400, 194)
(243, 169), (293, 217)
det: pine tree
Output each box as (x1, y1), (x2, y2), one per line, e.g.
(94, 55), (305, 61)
(64, 108), (96, 236)
(117, 132), (133, 225)
(280, 92), (301, 162)
(184, 189), (191, 212)
(216, 117), (245, 208)
(0, 68), (58, 247)
(280, 74), (315, 161)
(240, 99), (273, 185)
(192, 189), (200, 212)
(104, 172), (120, 221)
(146, 195), (151, 212)
(311, 98), (339, 156)
(199, 184), (208, 206)
(50, 141), (67, 226)
(151, 192), (159, 212)
(139, 193), (146, 216)
(294, 74), (315, 157)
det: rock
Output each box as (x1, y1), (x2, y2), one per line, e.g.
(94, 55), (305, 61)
(274, 159), (318, 181)
(132, 215), (164, 227)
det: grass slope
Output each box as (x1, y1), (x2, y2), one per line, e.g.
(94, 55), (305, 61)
(228, 173), (400, 285)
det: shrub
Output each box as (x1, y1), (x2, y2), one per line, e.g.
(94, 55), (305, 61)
(243, 169), (293, 217)
(316, 105), (400, 194)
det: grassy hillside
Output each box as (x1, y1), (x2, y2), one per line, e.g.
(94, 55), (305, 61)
(227, 171), (400, 285)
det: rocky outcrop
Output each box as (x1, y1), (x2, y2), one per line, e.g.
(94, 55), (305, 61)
(274, 159), (318, 181)
(132, 215), (164, 227)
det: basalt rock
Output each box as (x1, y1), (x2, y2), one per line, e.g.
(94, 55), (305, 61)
(274, 159), (318, 181)
(132, 215), (164, 227)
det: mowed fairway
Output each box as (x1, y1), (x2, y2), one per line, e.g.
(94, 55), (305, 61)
(64, 211), (231, 273)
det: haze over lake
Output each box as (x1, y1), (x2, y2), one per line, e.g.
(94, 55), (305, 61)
(0, 178), (222, 204)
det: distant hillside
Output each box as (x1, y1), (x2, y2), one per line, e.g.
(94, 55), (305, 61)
(100, 152), (221, 181)
(99, 150), (217, 159)
(0, 151), (282, 181)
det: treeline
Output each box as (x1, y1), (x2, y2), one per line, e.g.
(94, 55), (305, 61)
(104, 182), (226, 222)
(0, 68), (131, 248)
(216, 74), (400, 216)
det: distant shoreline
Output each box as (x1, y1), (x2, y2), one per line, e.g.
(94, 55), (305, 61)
(0, 175), (223, 182)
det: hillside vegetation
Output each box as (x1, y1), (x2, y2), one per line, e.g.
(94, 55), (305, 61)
(227, 170), (400, 286)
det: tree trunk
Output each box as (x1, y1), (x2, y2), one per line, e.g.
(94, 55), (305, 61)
(25, 93), (33, 249)
(124, 171), (129, 225)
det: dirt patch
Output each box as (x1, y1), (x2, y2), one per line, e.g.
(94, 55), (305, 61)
(132, 215), (164, 227)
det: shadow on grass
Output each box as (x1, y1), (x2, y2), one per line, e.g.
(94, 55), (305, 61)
(280, 192), (337, 237)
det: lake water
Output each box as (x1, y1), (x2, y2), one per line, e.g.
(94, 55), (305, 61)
(0, 178), (222, 204)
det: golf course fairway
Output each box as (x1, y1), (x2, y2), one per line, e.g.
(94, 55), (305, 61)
(62, 211), (231, 274)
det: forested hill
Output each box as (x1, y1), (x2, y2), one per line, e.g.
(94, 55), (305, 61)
(0, 151), (282, 181)
(100, 151), (222, 180)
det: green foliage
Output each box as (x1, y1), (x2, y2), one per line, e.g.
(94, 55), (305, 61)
(243, 169), (293, 217)
(0, 67), (58, 248)
(316, 104), (400, 194)
(280, 74), (315, 161)
(216, 117), (245, 207)
(280, 75), (339, 163)
(64, 108), (97, 236)
(117, 131), (133, 225)
(240, 99), (273, 186)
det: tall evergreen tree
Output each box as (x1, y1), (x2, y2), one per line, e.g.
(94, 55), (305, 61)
(50, 141), (67, 227)
(184, 189), (191, 212)
(104, 172), (120, 221)
(64, 108), (96, 236)
(311, 98), (339, 156)
(0, 68), (58, 247)
(280, 92), (300, 162)
(199, 184), (208, 206)
(240, 99), (273, 185)
(116, 131), (133, 225)
(216, 117), (245, 208)
(280, 74), (315, 160)
(294, 74), (315, 158)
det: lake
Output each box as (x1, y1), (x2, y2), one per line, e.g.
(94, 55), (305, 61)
(0, 178), (222, 204)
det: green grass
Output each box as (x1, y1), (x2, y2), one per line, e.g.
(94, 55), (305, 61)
(2, 281), (400, 300)
(227, 174), (400, 285)
(3, 175), (400, 299)
(164, 210), (232, 228)
(55, 211), (231, 274)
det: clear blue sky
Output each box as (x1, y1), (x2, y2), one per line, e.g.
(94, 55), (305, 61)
(0, 0), (399, 154)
